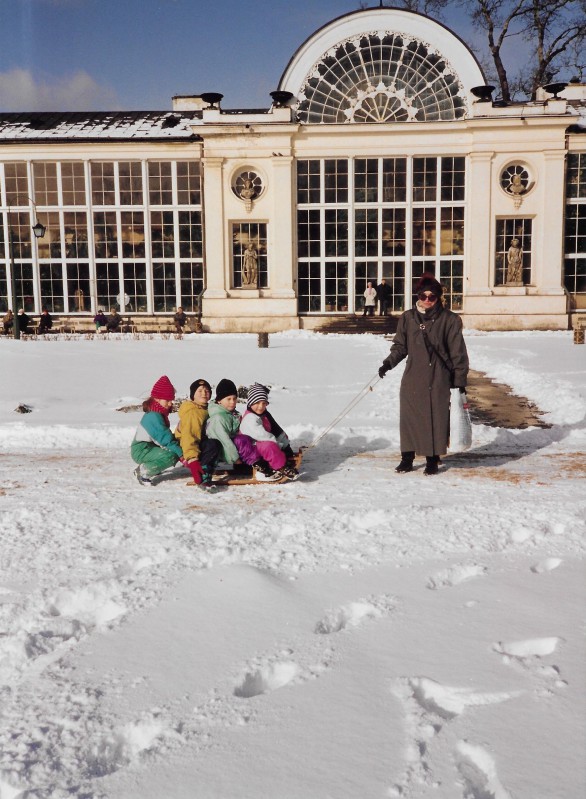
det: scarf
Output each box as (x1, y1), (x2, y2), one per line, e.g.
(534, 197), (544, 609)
(149, 399), (171, 425)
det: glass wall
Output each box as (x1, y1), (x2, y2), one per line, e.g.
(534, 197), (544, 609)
(297, 155), (465, 313)
(0, 159), (203, 314)
(564, 153), (586, 301)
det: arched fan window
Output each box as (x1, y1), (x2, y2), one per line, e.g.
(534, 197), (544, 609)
(297, 33), (467, 124)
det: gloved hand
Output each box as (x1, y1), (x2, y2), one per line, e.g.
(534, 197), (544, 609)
(283, 445), (295, 460)
(457, 387), (466, 394)
(378, 364), (390, 379)
(186, 459), (203, 484)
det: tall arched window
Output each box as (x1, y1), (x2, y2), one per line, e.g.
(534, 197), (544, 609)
(297, 33), (467, 124)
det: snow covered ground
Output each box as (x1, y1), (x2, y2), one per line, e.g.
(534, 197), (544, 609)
(0, 330), (584, 799)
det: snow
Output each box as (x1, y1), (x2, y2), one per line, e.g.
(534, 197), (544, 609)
(0, 329), (585, 799)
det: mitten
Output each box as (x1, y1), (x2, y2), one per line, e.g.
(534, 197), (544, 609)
(378, 364), (390, 379)
(187, 459), (203, 484)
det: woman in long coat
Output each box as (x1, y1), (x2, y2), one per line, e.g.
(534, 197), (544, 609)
(378, 273), (469, 475)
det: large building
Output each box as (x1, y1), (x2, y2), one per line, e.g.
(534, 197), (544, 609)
(1, 7), (585, 331)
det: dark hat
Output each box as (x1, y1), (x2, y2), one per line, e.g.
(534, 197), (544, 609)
(247, 383), (270, 409)
(151, 375), (176, 401)
(189, 378), (212, 399)
(415, 272), (443, 297)
(215, 378), (238, 403)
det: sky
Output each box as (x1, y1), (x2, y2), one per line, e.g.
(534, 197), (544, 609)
(0, 0), (487, 112)
(0, 329), (584, 797)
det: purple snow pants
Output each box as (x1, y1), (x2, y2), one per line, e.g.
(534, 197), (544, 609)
(234, 433), (286, 470)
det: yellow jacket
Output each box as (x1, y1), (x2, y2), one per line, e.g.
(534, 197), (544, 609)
(175, 400), (209, 462)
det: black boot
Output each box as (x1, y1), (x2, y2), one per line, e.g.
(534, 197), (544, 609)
(423, 456), (440, 476)
(395, 452), (415, 473)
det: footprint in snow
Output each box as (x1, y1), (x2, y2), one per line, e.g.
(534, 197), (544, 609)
(389, 677), (519, 797)
(530, 557), (562, 574)
(455, 740), (512, 799)
(233, 647), (333, 699)
(314, 593), (394, 634)
(493, 637), (567, 689)
(426, 563), (487, 590)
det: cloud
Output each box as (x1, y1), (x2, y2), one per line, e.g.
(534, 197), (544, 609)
(0, 68), (119, 111)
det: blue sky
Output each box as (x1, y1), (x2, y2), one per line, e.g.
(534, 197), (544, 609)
(0, 0), (486, 112)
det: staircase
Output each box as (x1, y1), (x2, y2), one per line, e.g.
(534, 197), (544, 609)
(315, 314), (398, 336)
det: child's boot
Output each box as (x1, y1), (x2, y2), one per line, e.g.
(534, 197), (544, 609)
(199, 464), (219, 493)
(253, 458), (279, 482)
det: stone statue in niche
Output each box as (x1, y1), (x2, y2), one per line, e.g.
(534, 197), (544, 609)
(239, 178), (255, 201)
(242, 242), (258, 287)
(506, 238), (523, 285)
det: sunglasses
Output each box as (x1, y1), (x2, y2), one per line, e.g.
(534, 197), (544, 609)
(417, 292), (438, 302)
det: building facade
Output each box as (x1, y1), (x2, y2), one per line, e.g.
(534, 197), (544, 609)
(1, 8), (585, 330)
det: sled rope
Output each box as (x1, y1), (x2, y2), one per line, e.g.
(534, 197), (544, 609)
(305, 373), (381, 451)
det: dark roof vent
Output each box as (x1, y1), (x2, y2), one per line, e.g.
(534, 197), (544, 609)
(161, 114), (180, 128)
(28, 116), (49, 129)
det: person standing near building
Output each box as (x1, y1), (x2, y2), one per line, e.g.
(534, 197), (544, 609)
(377, 273), (469, 475)
(363, 282), (377, 316)
(376, 278), (392, 316)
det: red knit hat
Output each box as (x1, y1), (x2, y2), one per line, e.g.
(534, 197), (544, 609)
(151, 375), (176, 401)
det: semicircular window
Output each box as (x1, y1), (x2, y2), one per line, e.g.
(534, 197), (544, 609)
(297, 33), (467, 124)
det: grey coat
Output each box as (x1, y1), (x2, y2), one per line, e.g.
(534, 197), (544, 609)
(382, 303), (469, 456)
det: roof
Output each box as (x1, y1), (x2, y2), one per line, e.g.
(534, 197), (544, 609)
(0, 111), (203, 143)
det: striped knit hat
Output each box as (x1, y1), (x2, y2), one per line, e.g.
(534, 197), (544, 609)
(247, 382), (269, 409)
(151, 375), (176, 401)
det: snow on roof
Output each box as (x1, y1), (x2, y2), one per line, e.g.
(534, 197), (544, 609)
(0, 111), (203, 142)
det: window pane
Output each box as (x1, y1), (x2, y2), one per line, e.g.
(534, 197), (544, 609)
(91, 162), (116, 205)
(33, 163), (59, 206)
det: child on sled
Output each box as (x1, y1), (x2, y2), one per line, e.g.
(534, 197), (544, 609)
(131, 375), (183, 485)
(238, 383), (298, 482)
(175, 378), (221, 492)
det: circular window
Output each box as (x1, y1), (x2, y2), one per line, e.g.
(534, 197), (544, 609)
(232, 169), (264, 202)
(500, 164), (532, 197)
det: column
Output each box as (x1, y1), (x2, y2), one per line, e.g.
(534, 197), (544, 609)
(270, 155), (296, 298)
(538, 150), (566, 294)
(202, 157), (227, 298)
(466, 151), (494, 295)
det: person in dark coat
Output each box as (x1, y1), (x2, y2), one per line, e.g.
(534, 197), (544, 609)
(106, 308), (122, 332)
(376, 278), (392, 316)
(16, 309), (31, 334)
(173, 306), (188, 334)
(94, 309), (108, 331)
(38, 307), (53, 334)
(378, 273), (469, 475)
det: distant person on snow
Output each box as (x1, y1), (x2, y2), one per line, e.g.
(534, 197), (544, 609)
(238, 383), (298, 482)
(174, 378), (221, 493)
(94, 309), (108, 331)
(131, 375), (183, 485)
(38, 307), (53, 334)
(378, 273), (469, 476)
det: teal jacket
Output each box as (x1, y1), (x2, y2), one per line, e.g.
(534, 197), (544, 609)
(132, 410), (183, 458)
(205, 401), (241, 464)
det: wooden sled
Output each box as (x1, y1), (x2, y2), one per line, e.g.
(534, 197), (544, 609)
(187, 448), (305, 487)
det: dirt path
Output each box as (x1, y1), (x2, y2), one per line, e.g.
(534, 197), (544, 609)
(466, 369), (550, 429)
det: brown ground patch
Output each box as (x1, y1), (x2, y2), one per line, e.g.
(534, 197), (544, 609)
(466, 369), (550, 429)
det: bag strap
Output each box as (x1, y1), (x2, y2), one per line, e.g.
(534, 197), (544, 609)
(419, 321), (453, 376)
